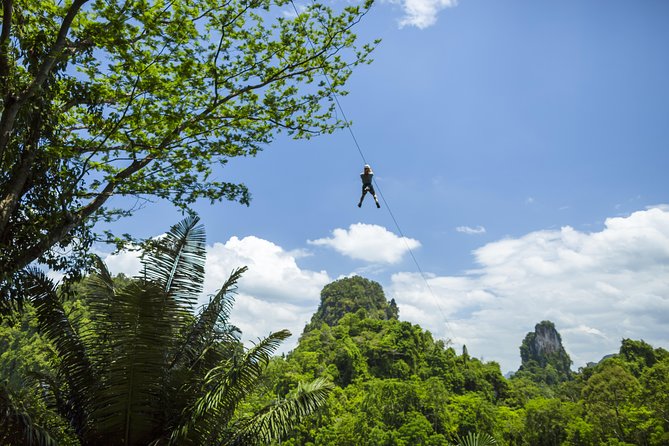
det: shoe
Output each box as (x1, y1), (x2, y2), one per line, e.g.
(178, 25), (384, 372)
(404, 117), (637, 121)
(376, 202), (381, 208)
(358, 202), (362, 208)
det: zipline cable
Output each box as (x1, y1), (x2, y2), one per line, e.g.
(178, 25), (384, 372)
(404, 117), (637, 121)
(289, 0), (455, 343)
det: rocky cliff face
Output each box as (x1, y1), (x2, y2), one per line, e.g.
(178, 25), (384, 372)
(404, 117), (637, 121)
(525, 321), (563, 358)
(518, 320), (573, 382)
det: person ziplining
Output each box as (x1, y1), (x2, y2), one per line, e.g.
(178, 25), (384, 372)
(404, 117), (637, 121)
(358, 164), (381, 208)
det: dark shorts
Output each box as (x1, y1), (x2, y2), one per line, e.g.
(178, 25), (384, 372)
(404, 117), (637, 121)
(362, 183), (375, 195)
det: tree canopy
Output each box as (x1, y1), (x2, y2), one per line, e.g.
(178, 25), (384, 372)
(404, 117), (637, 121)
(0, 0), (375, 280)
(239, 279), (669, 445)
(307, 276), (397, 331)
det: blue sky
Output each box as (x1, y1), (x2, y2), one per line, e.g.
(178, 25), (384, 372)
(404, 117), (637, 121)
(99, 0), (669, 373)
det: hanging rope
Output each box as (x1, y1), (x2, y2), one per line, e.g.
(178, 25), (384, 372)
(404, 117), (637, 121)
(288, 0), (454, 343)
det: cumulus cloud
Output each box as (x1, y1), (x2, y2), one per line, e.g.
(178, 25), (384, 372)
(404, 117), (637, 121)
(394, 0), (458, 29)
(203, 236), (329, 305)
(308, 223), (421, 264)
(456, 225), (486, 235)
(100, 249), (143, 277)
(93, 207), (669, 372)
(202, 236), (330, 347)
(100, 236), (330, 351)
(647, 204), (669, 212)
(389, 207), (669, 372)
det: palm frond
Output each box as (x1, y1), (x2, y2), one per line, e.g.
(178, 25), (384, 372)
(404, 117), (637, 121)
(91, 281), (176, 445)
(172, 329), (292, 444)
(170, 267), (247, 371)
(88, 255), (115, 289)
(225, 378), (335, 446)
(142, 215), (206, 309)
(24, 268), (95, 438)
(454, 432), (498, 446)
(25, 371), (67, 421)
(80, 256), (117, 371)
(0, 385), (58, 446)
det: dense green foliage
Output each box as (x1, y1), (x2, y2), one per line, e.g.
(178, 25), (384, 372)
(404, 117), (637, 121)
(247, 277), (669, 446)
(0, 0), (375, 281)
(307, 276), (399, 330)
(0, 305), (76, 444)
(0, 217), (332, 445)
(3, 272), (668, 445)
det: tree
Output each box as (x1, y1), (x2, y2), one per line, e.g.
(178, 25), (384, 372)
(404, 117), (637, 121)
(0, 216), (332, 445)
(619, 339), (660, 377)
(639, 357), (669, 443)
(0, 0), (375, 281)
(0, 385), (65, 446)
(0, 304), (78, 444)
(522, 397), (568, 446)
(444, 394), (498, 440)
(582, 360), (641, 444)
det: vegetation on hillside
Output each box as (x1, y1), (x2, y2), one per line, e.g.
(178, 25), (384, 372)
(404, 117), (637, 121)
(249, 277), (669, 446)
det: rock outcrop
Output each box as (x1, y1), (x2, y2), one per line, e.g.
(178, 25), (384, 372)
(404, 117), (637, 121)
(518, 320), (573, 383)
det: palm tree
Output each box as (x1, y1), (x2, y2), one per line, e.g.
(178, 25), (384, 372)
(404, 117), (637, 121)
(451, 432), (497, 446)
(5, 216), (332, 445)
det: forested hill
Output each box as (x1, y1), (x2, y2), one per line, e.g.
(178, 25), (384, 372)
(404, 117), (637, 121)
(258, 276), (669, 445)
(306, 276), (399, 330)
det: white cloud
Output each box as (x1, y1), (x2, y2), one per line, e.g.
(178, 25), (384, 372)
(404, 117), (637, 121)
(648, 204), (669, 212)
(201, 236), (330, 348)
(203, 236), (329, 305)
(100, 236), (330, 352)
(226, 293), (314, 350)
(100, 249), (143, 277)
(456, 225), (486, 235)
(394, 0), (458, 29)
(389, 207), (669, 373)
(94, 207), (669, 373)
(308, 223), (421, 264)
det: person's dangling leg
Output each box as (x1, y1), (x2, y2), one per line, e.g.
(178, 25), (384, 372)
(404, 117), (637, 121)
(368, 185), (380, 208)
(358, 188), (367, 207)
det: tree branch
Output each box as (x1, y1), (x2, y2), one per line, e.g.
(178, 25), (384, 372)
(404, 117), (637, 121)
(0, 101), (43, 237)
(7, 155), (155, 275)
(0, 0), (12, 83)
(0, 0), (90, 159)
(0, 148), (37, 235)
